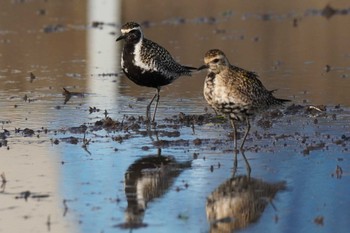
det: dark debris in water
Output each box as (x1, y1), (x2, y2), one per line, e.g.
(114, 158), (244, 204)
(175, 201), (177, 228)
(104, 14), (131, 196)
(1, 172), (7, 191)
(97, 73), (119, 77)
(302, 142), (326, 156)
(93, 117), (124, 131)
(12, 128), (36, 137)
(331, 165), (343, 179)
(0, 129), (10, 147)
(68, 124), (87, 134)
(62, 88), (84, 104)
(284, 104), (328, 117)
(29, 72), (36, 83)
(314, 215), (324, 226)
(2, 104), (349, 156)
(114, 222), (148, 229)
(306, 4), (350, 19)
(43, 24), (65, 33)
(320, 4), (350, 19)
(322, 5), (337, 19)
(153, 139), (190, 148)
(91, 21), (117, 29)
(60, 136), (79, 145)
(15, 190), (50, 201)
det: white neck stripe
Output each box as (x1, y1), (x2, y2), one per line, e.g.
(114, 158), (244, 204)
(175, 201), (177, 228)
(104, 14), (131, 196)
(121, 26), (141, 34)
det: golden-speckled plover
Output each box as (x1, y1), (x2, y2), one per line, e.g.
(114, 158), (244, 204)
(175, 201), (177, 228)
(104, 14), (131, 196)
(198, 49), (289, 150)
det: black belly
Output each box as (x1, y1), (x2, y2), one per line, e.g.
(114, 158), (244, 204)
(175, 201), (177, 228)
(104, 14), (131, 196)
(123, 65), (174, 88)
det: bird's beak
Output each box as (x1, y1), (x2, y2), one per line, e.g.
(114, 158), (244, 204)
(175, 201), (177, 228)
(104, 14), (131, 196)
(116, 35), (125, 41)
(197, 64), (208, 71)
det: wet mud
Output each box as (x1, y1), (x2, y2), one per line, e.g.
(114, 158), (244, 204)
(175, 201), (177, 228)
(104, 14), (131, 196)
(3, 103), (345, 153)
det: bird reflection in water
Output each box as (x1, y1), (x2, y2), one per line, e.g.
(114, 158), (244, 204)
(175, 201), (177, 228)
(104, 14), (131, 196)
(118, 148), (191, 229)
(206, 150), (286, 233)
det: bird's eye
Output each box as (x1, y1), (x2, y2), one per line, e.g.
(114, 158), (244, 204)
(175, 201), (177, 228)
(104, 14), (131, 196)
(212, 58), (220, 63)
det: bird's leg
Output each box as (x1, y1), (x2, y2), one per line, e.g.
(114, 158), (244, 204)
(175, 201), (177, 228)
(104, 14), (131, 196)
(240, 149), (251, 178)
(230, 119), (238, 152)
(146, 90), (158, 122)
(232, 149), (238, 177)
(151, 87), (160, 122)
(240, 118), (251, 150)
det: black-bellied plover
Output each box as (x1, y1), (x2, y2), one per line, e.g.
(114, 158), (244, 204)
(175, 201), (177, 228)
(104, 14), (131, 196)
(116, 22), (195, 122)
(198, 49), (289, 150)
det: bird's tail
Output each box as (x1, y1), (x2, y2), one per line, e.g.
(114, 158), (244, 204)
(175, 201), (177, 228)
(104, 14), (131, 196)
(181, 65), (198, 76)
(183, 65), (198, 71)
(269, 90), (290, 105)
(182, 66), (198, 76)
(275, 97), (291, 105)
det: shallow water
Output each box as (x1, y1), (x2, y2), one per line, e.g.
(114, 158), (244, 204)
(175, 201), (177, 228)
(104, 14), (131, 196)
(1, 1), (350, 233)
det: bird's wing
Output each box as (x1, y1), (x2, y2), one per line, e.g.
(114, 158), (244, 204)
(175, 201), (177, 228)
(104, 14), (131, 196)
(143, 39), (191, 75)
(228, 65), (271, 104)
